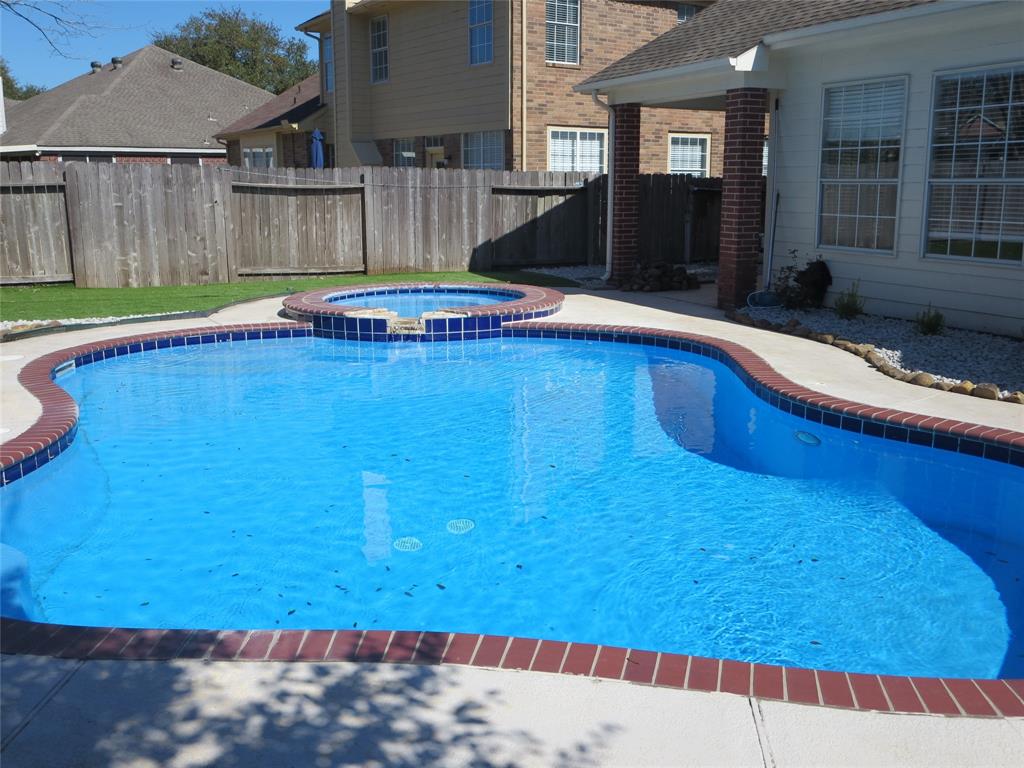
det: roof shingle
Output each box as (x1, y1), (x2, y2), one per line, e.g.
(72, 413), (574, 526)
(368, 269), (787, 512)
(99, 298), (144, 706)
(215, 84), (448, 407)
(216, 75), (323, 138)
(2, 46), (273, 150)
(580, 0), (937, 88)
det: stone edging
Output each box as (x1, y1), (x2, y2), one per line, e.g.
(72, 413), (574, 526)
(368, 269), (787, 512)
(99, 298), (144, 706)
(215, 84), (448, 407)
(727, 310), (1024, 405)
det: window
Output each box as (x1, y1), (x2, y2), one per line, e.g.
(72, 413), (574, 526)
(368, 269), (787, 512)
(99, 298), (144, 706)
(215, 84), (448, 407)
(469, 0), (493, 65)
(323, 35), (334, 93)
(393, 138), (416, 167)
(677, 4), (700, 23)
(762, 139), (769, 176)
(370, 16), (389, 83)
(242, 147), (273, 169)
(545, 0), (579, 65)
(548, 128), (605, 172)
(818, 78), (906, 251)
(925, 64), (1023, 262)
(462, 130), (504, 169)
(668, 134), (710, 176)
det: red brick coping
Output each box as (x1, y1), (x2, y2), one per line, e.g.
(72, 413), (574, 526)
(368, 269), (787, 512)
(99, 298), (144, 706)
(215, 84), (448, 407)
(282, 282), (564, 322)
(2, 620), (1022, 717)
(1, 320), (1022, 717)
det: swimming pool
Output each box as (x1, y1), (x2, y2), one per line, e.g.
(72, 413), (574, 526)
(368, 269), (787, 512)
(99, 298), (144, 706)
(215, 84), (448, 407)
(2, 330), (1020, 680)
(328, 288), (508, 316)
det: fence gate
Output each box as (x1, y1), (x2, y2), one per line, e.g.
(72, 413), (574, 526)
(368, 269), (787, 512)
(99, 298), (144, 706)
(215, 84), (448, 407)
(229, 168), (366, 277)
(490, 173), (590, 268)
(0, 161), (74, 283)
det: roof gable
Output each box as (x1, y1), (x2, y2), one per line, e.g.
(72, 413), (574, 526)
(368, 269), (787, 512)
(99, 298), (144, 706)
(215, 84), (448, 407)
(2, 46), (274, 151)
(580, 0), (937, 89)
(216, 75), (323, 138)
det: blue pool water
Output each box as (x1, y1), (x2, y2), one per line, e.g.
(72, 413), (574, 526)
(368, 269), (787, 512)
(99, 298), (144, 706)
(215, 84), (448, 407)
(329, 290), (509, 317)
(1, 337), (1021, 678)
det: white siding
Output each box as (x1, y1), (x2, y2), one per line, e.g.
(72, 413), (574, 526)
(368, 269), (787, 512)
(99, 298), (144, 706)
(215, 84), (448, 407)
(768, 8), (1024, 335)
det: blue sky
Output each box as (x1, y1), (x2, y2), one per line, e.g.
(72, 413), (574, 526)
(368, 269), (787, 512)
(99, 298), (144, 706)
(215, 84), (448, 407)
(2, 1), (326, 89)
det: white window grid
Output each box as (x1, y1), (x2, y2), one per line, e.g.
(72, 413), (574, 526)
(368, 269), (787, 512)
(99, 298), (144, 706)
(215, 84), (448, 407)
(243, 147), (273, 169)
(545, 0), (579, 65)
(547, 127), (605, 173)
(817, 78), (907, 252)
(323, 35), (334, 93)
(668, 134), (710, 177)
(393, 138), (416, 167)
(924, 63), (1024, 263)
(469, 0), (493, 66)
(370, 16), (389, 83)
(461, 131), (504, 169)
(677, 4), (699, 23)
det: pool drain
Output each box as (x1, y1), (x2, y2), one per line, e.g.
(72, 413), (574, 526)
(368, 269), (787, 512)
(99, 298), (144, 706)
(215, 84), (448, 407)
(794, 430), (821, 446)
(446, 519), (476, 535)
(393, 537), (423, 552)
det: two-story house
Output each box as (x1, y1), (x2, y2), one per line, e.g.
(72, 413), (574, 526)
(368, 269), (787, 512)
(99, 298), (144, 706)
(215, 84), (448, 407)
(298, 0), (724, 175)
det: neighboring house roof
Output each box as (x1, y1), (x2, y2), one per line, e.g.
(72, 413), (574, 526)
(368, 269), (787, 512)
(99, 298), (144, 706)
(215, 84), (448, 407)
(579, 0), (937, 89)
(1, 45), (273, 152)
(4, 98), (20, 111)
(216, 75), (323, 139)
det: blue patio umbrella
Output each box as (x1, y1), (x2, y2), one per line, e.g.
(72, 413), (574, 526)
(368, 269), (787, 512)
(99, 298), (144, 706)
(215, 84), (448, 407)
(310, 129), (325, 169)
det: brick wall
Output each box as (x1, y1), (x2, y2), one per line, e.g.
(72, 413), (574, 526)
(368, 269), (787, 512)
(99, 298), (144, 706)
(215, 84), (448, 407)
(511, 0), (724, 174)
(718, 87), (768, 310)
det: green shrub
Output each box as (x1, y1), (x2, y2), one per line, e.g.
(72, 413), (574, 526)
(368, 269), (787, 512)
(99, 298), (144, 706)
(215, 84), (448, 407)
(833, 281), (865, 319)
(915, 304), (945, 335)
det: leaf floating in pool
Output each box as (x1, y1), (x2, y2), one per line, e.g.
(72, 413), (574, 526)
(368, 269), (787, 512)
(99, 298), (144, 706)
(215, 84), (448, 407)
(436, 583), (446, 590)
(404, 592), (413, 597)
(288, 609), (296, 615)
(811, 558), (819, 562)
(231, 573), (239, 577)
(810, 640), (822, 646)
(375, 587), (382, 592)
(385, 566), (391, 571)
(306, 601), (312, 606)
(352, 622), (358, 628)
(693, 580), (699, 585)
(549, 464), (556, 468)
(140, 602), (149, 607)
(515, 564), (523, 570)
(393, 536), (423, 552)
(446, 518), (476, 535)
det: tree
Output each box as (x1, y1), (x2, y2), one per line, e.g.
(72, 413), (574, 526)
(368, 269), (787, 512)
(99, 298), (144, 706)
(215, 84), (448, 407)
(0, 1), (99, 56)
(1, 57), (46, 100)
(151, 7), (317, 94)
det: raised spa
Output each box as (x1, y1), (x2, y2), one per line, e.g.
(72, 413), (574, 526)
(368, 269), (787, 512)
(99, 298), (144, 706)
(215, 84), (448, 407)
(1, 330), (1020, 680)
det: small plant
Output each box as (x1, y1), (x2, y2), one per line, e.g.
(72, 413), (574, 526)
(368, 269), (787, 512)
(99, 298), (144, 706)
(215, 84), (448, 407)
(833, 281), (865, 319)
(915, 304), (945, 335)
(774, 250), (832, 309)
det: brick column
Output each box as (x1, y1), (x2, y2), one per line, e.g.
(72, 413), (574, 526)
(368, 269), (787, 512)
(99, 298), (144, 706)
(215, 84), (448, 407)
(611, 103), (641, 284)
(719, 88), (768, 309)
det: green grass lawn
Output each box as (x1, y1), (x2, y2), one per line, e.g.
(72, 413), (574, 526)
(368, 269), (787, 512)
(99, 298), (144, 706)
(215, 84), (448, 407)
(0, 271), (577, 322)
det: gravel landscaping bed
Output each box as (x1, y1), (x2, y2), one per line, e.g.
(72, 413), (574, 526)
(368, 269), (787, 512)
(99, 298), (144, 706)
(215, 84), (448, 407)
(742, 306), (1024, 397)
(0, 312), (196, 336)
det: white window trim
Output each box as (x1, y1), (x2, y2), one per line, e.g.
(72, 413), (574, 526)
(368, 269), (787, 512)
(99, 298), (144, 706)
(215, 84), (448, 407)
(545, 0), (580, 66)
(667, 132), (711, 176)
(468, 0), (493, 66)
(546, 125), (607, 173)
(370, 15), (389, 84)
(919, 61), (1024, 268)
(814, 75), (910, 257)
(393, 138), (416, 167)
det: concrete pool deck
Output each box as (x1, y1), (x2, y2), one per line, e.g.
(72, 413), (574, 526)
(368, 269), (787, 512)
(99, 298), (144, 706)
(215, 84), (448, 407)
(1, 287), (1023, 766)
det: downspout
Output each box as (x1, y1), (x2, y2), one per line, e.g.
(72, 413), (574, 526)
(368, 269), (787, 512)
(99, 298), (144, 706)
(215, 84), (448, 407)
(520, 0), (527, 168)
(592, 91), (614, 281)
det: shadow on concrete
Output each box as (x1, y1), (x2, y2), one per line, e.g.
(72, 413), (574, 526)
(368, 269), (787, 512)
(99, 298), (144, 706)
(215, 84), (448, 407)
(1, 658), (621, 767)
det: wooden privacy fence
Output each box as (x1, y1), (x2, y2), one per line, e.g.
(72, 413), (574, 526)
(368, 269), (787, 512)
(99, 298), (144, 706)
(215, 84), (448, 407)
(1, 162), (722, 288)
(1, 162), (74, 283)
(639, 174), (723, 265)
